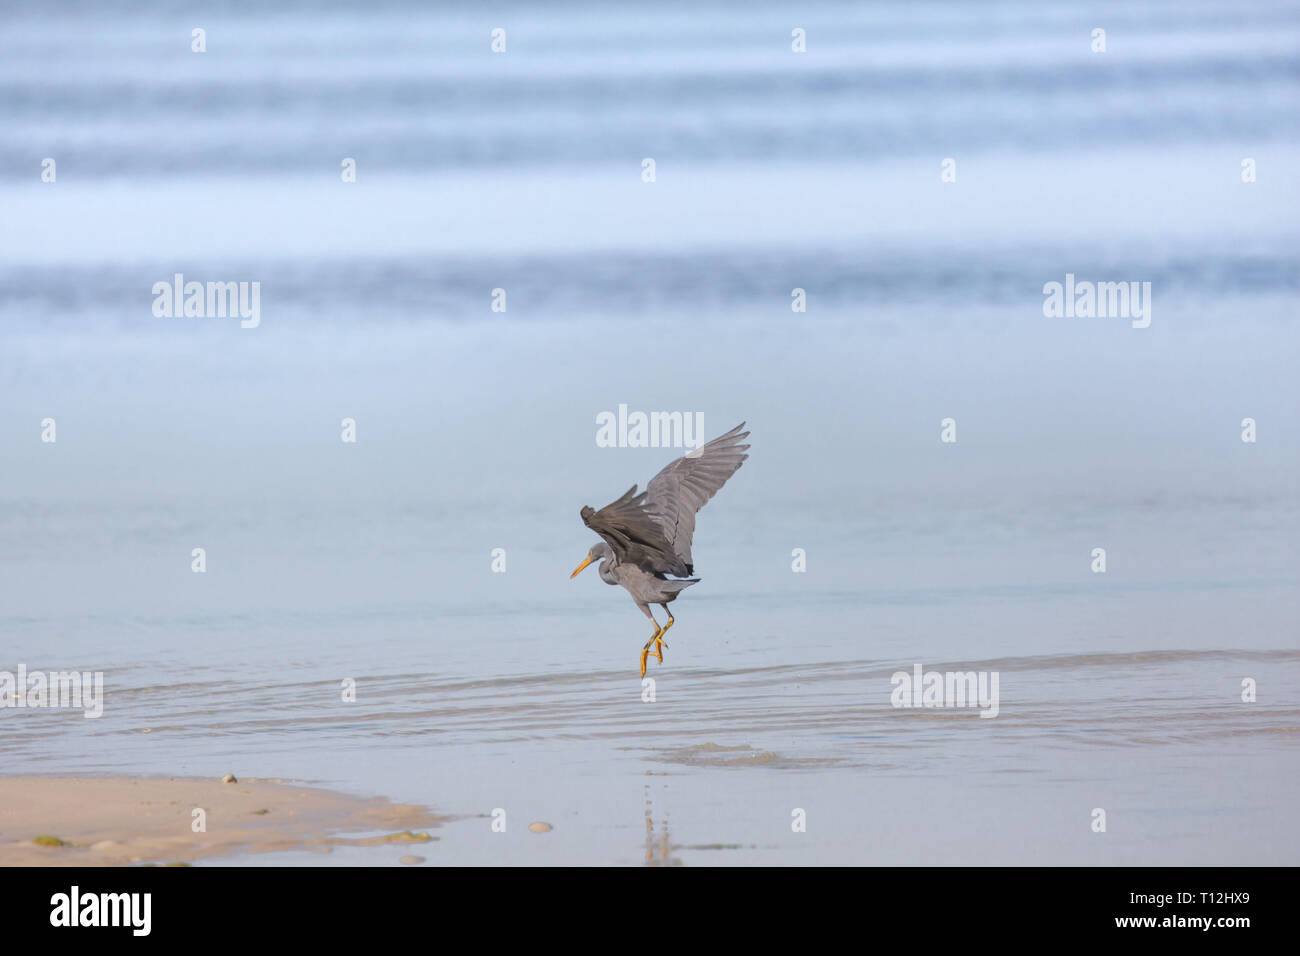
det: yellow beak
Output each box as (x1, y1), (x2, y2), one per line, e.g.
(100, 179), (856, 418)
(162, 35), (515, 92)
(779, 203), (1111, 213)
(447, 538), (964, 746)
(570, 554), (595, 578)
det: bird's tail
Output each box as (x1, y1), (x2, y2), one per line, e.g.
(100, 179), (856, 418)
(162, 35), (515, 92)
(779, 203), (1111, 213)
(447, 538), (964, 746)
(659, 578), (700, 594)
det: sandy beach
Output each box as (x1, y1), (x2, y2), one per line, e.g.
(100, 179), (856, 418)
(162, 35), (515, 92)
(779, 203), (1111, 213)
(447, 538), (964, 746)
(0, 777), (443, 867)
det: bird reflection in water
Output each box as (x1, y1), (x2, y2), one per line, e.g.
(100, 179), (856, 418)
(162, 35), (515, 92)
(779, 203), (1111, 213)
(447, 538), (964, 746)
(644, 783), (682, 866)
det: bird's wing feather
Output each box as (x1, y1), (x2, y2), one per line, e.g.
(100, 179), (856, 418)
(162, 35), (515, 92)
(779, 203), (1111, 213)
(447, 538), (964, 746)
(581, 485), (689, 576)
(645, 422), (750, 572)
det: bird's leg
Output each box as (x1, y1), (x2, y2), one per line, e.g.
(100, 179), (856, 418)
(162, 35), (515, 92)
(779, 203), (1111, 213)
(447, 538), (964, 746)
(651, 603), (675, 661)
(638, 605), (662, 678)
(640, 623), (663, 676)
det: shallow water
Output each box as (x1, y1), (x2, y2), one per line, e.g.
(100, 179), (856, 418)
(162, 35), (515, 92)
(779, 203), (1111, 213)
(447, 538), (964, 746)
(2, 0), (1298, 864)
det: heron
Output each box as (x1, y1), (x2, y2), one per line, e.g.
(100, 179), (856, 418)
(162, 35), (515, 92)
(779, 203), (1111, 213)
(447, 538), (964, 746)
(570, 422), (750, 677)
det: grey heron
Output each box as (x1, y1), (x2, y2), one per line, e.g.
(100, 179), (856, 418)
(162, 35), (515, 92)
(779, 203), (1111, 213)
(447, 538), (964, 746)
(570, 423), (750, 676)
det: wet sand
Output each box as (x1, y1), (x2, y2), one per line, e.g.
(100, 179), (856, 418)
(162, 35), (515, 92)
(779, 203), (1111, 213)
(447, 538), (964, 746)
(0, 777), (443, 866)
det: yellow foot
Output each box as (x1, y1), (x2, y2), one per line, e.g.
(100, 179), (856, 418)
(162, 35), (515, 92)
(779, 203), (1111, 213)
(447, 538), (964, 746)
(650, 617), (673, 663)
(641, 624), (664, 676)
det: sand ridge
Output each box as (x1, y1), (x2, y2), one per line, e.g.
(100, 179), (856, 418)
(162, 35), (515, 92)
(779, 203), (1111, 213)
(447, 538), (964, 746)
(0, 776), (444, 866)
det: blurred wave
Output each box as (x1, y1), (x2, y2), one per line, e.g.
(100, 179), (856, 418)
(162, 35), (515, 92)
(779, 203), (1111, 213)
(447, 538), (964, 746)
(2, 1), (1298, 179)
(1, 247), (1296, 330)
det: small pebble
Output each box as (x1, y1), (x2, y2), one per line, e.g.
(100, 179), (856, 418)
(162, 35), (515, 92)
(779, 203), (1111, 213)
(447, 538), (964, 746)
(399, 855), (425, 865)
(221, 773), (237, 784)
(528, 822), (553, 833)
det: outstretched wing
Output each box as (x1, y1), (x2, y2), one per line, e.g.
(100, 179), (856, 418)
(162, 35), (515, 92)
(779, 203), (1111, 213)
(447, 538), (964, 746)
(581, 485), (690, 577)
(645, 422), (750, 573)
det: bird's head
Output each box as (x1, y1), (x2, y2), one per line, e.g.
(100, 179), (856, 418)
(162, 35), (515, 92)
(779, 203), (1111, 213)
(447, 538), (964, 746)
(570, 541), (611, 578)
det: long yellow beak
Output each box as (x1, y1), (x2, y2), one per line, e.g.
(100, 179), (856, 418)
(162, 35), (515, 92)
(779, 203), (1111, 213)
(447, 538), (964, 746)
(570, 554), (595, 579)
